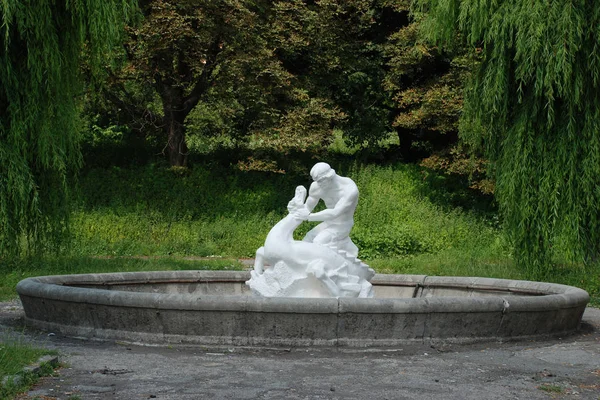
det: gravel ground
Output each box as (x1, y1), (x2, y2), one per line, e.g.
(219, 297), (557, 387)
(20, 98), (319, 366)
(1, 300), (599, 400)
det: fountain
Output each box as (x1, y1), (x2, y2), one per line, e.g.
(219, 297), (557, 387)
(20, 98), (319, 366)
(16, 163), (590, 347)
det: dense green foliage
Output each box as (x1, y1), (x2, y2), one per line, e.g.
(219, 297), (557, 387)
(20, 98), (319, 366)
(95, 0), (348, 166)
(417, 0), (600, 272)
(89, 0), (469, 167)
(269, 0), (390, 146)
(0, 0), (134, 256)
(382, 2), (471, 159)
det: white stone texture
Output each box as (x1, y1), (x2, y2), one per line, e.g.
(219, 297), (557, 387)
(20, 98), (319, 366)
(246, 163), (374, 298)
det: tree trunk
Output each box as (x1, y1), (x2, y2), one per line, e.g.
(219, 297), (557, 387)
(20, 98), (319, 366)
(397, 131), (415, 161)
(165, 115), (188, 167)
(156, 43), (220, 166)
(160, 82), (189, 167)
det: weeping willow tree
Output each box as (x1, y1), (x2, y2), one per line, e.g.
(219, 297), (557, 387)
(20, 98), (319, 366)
(0, 0), (134, 256)
(415, 0), (600, 274)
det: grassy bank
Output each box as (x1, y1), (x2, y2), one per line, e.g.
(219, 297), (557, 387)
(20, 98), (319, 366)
(0, 340), (56, 400)
(71, 161), (501, 259)
(1, 157), (597, 305)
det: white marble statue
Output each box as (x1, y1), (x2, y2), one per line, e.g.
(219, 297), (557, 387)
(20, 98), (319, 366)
(246, 163), (374, 298)
(298, 162), (360, 256)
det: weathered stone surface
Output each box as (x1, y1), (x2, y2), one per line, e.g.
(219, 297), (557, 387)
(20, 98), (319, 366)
(6, 307), (599, 400)
(17, 271), (590, 347)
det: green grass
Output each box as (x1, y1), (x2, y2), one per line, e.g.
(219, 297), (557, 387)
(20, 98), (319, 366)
(0, 339), (57, 400)
(349, 164), (502, 259)
(70, 162), (300, 258)
(70, 161), (500, 260)
(369, 250), (518, 278)
(70, 211), (273, 258)
(537, 384), (564, 394)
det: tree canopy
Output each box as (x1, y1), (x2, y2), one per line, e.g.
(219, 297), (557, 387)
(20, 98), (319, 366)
(89, 0), (470, 168)
(417, 0), (600, 271)
(0, 0), (135, 256)
(95, 0), (349, 166)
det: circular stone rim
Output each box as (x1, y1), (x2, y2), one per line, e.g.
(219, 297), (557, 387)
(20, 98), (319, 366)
(16, 270), (590, 347)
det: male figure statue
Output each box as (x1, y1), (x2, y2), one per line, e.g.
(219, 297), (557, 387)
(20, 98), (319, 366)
(247, 162), (374, 297)
(296, 162), (360, 257)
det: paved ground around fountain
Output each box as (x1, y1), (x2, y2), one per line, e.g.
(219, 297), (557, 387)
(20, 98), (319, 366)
(1, 300), (599, 400)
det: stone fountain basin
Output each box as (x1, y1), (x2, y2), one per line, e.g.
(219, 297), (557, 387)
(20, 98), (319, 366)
(16, 271), (589, 347)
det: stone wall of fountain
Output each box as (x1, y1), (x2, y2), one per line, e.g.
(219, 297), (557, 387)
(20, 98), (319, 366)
(17, 271), (589, 347)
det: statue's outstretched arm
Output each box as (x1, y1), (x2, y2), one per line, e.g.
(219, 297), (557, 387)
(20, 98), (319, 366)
(304, 185), (320, 212)
(307, 191), (357, 222)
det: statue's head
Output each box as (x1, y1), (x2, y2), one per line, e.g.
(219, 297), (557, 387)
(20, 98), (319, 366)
(310, 162), (335, 184)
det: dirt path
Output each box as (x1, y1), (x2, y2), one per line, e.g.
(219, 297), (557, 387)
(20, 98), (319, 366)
(2, 301), (599, 400)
